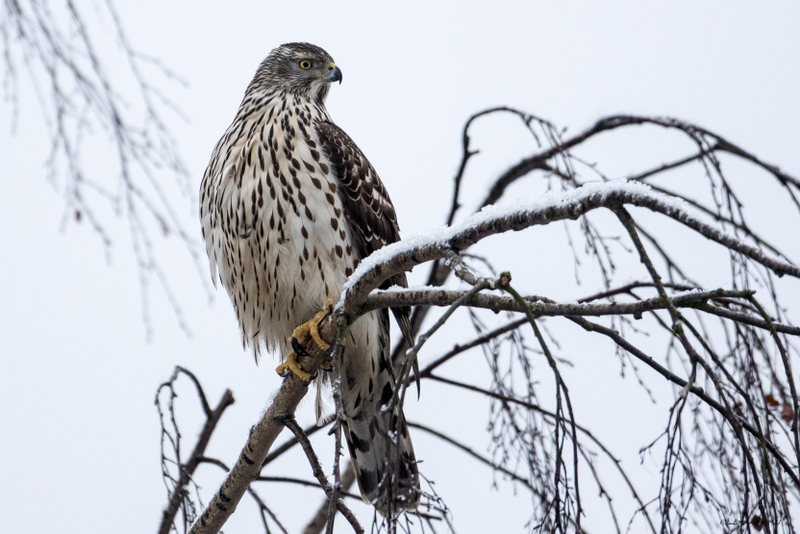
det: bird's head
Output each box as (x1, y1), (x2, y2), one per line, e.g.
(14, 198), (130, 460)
(251, 42), (342, 103)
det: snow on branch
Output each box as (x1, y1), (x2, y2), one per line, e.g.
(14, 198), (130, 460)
(339, 181), (800, 320)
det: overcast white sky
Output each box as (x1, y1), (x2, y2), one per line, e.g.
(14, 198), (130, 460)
(2, 2), (800, 533)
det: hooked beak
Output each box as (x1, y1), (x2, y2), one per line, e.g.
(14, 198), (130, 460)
(327, 65), (342, 85)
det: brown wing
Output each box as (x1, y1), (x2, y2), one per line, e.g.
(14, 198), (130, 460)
(316, 121), (413, 345)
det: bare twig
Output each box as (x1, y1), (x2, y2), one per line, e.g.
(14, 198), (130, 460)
(2, 0), (202, 336)
(276, 415), (364, 534)
(156, 367), (235, 534)
(302, 463), (359, 534)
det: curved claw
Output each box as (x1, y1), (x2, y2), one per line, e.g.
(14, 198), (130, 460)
(289, 299), (333, 352)
(275, 352), (312, 382)
(279, 299), (335, 383)
(291, 337), (311, 358)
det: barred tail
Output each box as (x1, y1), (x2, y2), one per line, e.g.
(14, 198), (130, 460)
(339, 309), (420, 515)
(343, 397), (420, 514)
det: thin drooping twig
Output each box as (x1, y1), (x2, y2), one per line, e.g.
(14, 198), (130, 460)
(409, 422), (534, 490)
(324, 317), (349, 534)
(500, 275), (582, 533)
(393, 278), (493, 414)
(302, 463), (358, 534)
(2, 0), (203, 335)
(414, 317), (528, 381)
(275, 414), (364, 534)
(262, 422), (326, 467)
(254, 475), (360, 500)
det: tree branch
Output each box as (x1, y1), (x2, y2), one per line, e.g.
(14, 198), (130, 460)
(364, 287), (772, 325)
(275, 415), (363, 534)
(340, 182), (800, 320)
(156, 367), (235, 534)
(188, 315), (340, 534)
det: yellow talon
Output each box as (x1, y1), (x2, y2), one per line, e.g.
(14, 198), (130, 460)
(277, 299), (335, 381)
(308, 314), (330, 351)
(276, 351), (312, 382)
(289, 299), (333, 352)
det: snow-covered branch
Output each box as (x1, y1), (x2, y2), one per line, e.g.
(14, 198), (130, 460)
(340, 181), (799, 321)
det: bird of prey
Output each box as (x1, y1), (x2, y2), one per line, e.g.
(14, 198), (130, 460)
(200, 42), (419, 514)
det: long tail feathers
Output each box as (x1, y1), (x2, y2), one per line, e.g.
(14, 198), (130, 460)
(343, 402), (420, 514)
(339, 309), (420, 515)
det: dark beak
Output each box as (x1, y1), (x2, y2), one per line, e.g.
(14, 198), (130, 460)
(327, 66), (343, 85)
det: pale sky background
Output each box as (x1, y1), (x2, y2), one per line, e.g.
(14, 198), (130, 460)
(2, 2), (800, 533)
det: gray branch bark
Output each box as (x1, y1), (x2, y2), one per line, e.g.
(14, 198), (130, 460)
(188, 316), (341, 534)
(340, 183), (800, 319)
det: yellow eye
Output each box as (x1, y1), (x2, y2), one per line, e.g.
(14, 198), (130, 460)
(299, 60), (312, 70)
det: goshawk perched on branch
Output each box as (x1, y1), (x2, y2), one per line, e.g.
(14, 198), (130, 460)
(200, 42), (419, 514)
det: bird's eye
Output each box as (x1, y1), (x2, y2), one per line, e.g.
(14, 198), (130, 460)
(299, 60), (312, 70)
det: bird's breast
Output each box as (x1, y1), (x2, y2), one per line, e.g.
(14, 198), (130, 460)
(202, 97), (359, 354)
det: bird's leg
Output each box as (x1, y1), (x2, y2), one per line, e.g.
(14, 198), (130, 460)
(276, 299), (334, 381)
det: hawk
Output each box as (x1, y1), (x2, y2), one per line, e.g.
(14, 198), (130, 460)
(200, 42), (419, 514)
